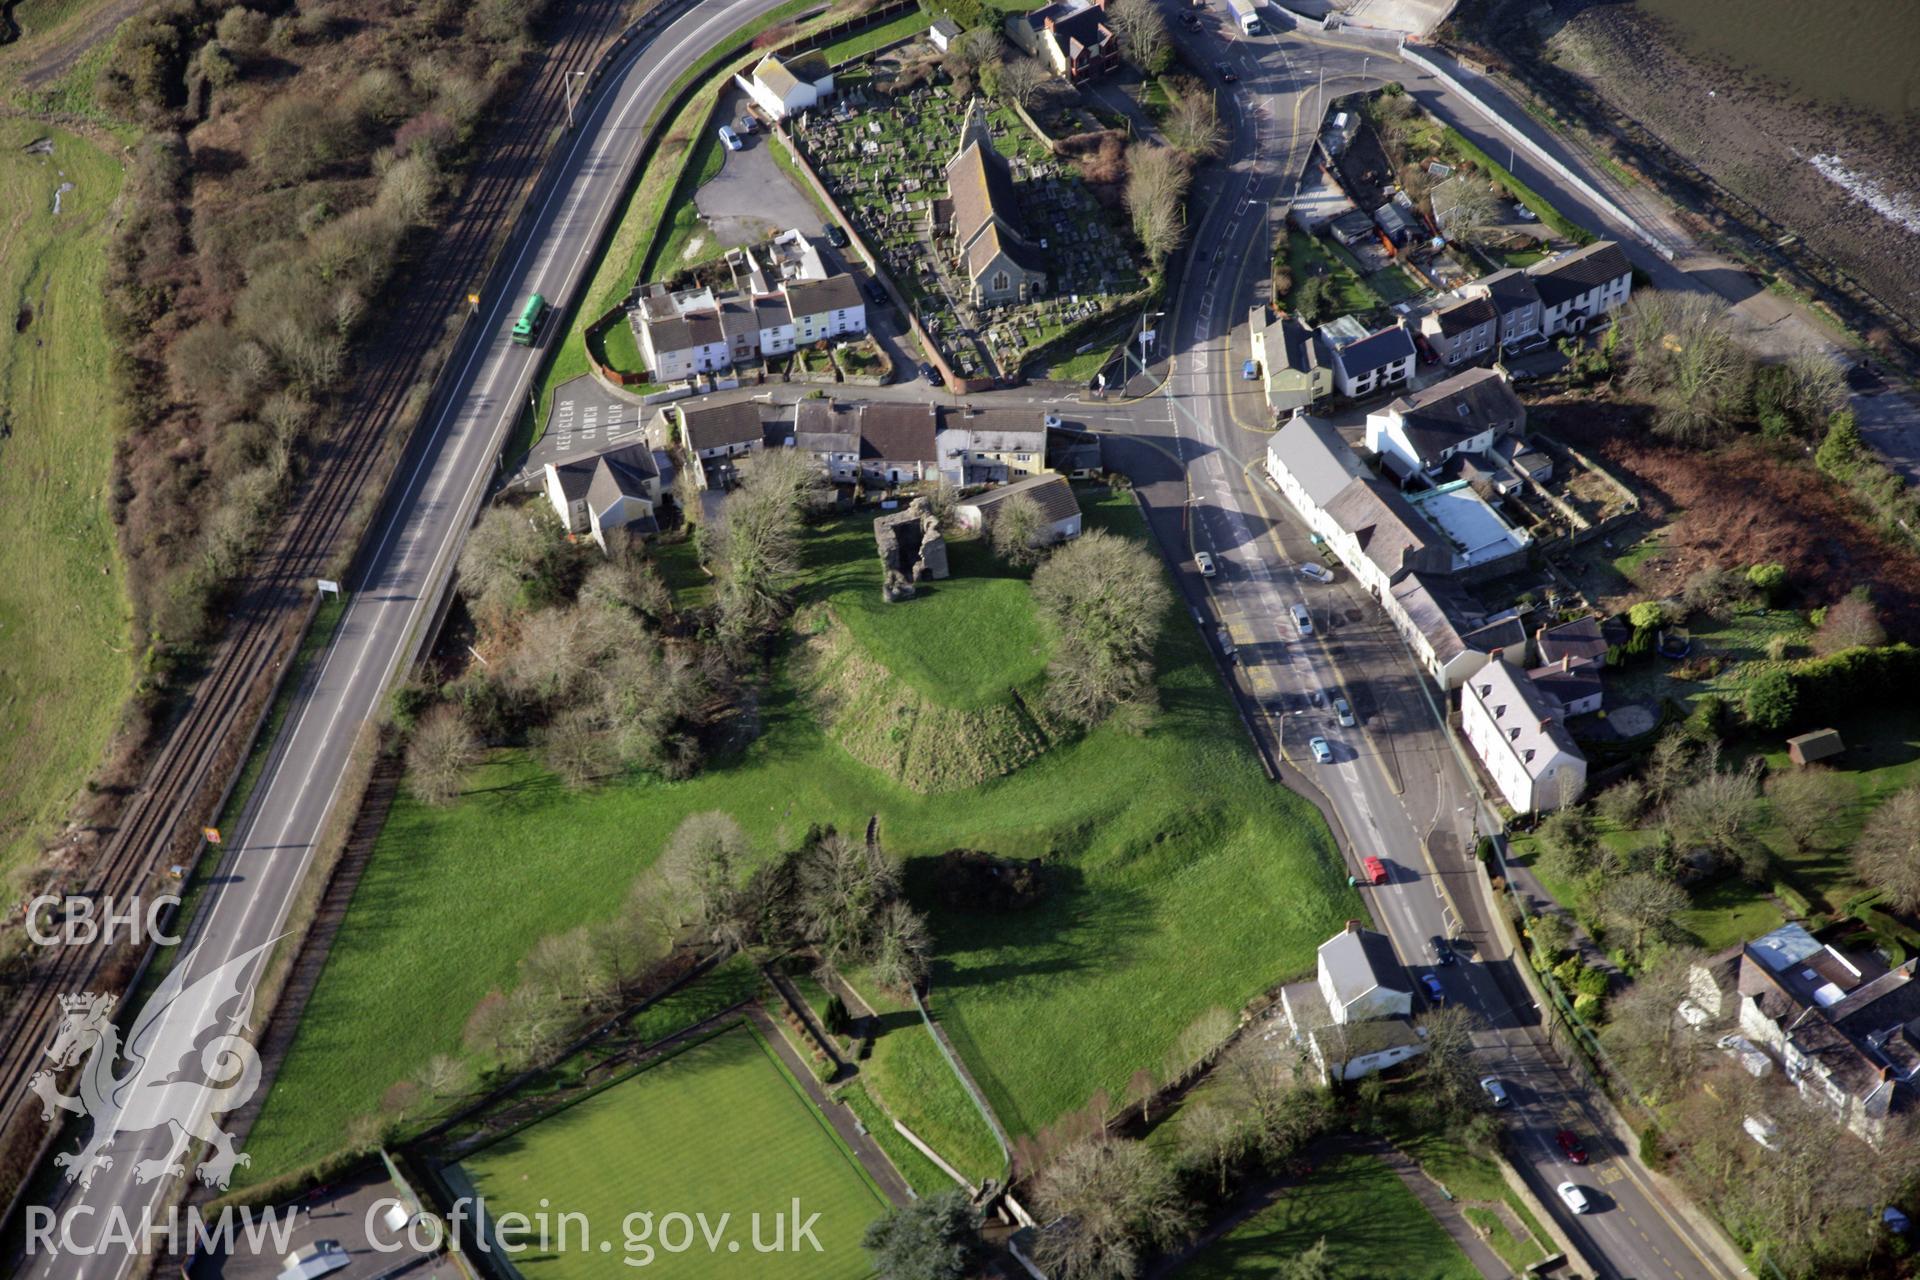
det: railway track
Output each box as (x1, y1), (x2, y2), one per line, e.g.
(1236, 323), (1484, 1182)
(0, 0), (636, 1212)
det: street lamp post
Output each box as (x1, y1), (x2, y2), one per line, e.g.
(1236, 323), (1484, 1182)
(564, 69), (587, 131)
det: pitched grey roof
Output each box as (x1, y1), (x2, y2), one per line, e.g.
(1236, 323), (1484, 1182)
(930, 16), (961, 38)
(1427, 293), (1497, 337)
(1527, 240), (1631, 306)
(718, 297), (758, 341)
(1461, 615), (1526, 657)
(1320, 926), (1408, 1008)
(1536, 616), (1609, 666)
(950, 406), (1045, 452)
(678, 400), (763, 450)
(1330, 324), (1416, 377)
(1528, 656), (1603, 710)
(753, 293), (792, 330)
(1268, 412), (1366, 507)
(1384, 367), (1525, 462)
(1467, 660), (1581, 778)
(784, 273), (864, 318)
(587, 445), (658, 510)
(1392, 573), (1475, 666)
(1321, 477), (1448, 580)
(1474, 268), (1542, 314)
(965, 473), (1080, 525)
(858, 402), (940, 463)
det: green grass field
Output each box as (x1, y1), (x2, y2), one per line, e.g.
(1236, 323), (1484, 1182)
(838, 1080), (955, 1199)
(456, 1024), (885, 1278)
(810, 523), (1048, 711)
(1182, 1154), (1480, 1280)
(0, 121), (130, 884)
(243, 493), (1355, 1182)
(816, 11), (932, 65)
(633, 955), (764, 1046)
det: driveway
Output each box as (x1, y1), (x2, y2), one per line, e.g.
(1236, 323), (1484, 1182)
(694, 88), (830, 248)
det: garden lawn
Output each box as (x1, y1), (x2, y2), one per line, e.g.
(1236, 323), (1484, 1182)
(242, 493), (1354, 1183)
(455, 1024), (885, 1279)
(818, 10), (931, 64)
(600, 319), (647, 377)
(1285, 231), (1379, 318)
(0, 122), (130, 884)
(1182, 1154), (1480, 1280)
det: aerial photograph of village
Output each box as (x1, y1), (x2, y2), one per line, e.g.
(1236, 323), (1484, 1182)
(1, 0), (1918, 1277)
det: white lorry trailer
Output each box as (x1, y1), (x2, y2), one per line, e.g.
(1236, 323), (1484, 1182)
(1228, 0), (1263, 34)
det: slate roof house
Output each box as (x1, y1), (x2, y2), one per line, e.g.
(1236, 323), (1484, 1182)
(1688, 922), (1920, 1147)
(676, 401), (767, 489)
(1248, 304), (1331, 416)
(1280, 922), (1426, 1083)
(544, 443), (663, 552)
(1527, 240), (1632, 337)
(855, 403), (941, 485)
(956, 473), (1083, 543)
(1418, 292), (1499, 367)
(1007, 0), (1120, 82)
(1364, 366), (1527, 481)
(1460, 659), (1587, 813)
(1319, 319), (1416, 399)
(1462, 268), (1543, 351)
(938, 100), (1048, 306)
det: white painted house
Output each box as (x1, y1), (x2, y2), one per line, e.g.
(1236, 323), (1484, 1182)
(1363, 366), (1526, 481)
(1527, 240), (1633, 337)
(543, 443), (662, 552)
(738, 52), (833, 122)
(1461, 660), (1587, 814)
(783, 274), (866, 346)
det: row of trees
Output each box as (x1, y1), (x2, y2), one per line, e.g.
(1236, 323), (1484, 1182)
(106, 0), (538, 654)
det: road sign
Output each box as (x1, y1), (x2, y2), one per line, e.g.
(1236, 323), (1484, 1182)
(203, 827), (222, 845)
(317, 579), (341, 598)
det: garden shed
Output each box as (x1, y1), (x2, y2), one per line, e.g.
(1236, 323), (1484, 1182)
(1786, 728), (1845, 766)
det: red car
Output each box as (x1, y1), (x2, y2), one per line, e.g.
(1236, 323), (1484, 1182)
(1555, 1130), (1589, 1165)
(1362, 856), (1388, 886)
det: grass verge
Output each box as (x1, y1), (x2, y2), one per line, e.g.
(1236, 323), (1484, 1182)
(1442, 126), (1596, 246)
(0, 121), (129, 885)
(1181, 1153), (1481, 1279)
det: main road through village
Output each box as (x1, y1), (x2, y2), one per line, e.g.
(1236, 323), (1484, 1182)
(15, 2), (1797, 1277)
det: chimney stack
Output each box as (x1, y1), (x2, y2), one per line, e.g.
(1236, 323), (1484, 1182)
(1344, 919), (1362, 934)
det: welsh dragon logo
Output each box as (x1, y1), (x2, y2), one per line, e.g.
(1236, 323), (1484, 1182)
(28, 936), (278, 1191)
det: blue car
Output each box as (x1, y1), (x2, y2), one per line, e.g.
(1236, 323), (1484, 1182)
(1421, 972), (1446, 1005)
(1242, 359), (1259, 380)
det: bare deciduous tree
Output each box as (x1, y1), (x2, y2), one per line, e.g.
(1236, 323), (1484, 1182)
(1439, 180), (1500, 244)
(1030, 1136), (1193, 1280)
(997, 55), (1048, 111)
(660, 811), (753, 948)
(405, 703), (481, 807)
(458, 504), (576, 625)
(1813, 594), (1886, 655)
(870, 899), (933, 992)
(1163, 1006), (1236, 1084)
(1765, 765), (1853, 854)
(1414, 1005), (1483, 1106)
(1599, 947), (1703, 1092)
(988, 492), (1050, 568)
(1106, 0), (1167, 72)
(414, 1053), (473, 1099)
(1619, 291), (1750, 444)
(1665, 754), (1767, 878)
(1123, 144), (1190, 267)
(1163, 91), (1223, 160)
(1855, 785), (1920, 913)
(1596, 872), (1690, 959)
(1175, 1102), (1248, 1195)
